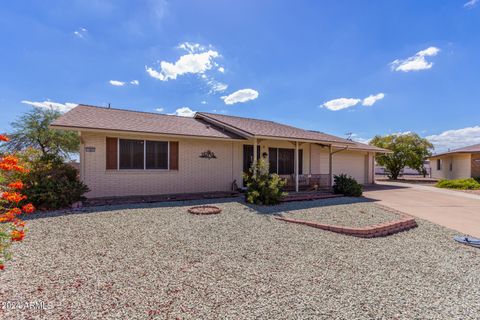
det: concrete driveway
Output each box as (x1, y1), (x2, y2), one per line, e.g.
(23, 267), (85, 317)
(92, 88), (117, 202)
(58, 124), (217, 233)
(364, 181), (480, 238)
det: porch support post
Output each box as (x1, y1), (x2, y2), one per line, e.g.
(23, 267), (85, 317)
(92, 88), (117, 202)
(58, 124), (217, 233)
(329, 145), (333, 188)
(253, 138), (258, 176)
(295, 141), (299, 192)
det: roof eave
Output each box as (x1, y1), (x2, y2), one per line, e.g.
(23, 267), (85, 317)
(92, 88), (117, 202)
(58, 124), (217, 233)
(194, 113), (254, 139)
(49, 124), (247, 142)
(429, 151), (479, 158)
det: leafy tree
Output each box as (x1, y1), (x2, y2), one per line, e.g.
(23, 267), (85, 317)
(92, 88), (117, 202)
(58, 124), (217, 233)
(2, 108), (79, 159)
(370, 133), (433, 180)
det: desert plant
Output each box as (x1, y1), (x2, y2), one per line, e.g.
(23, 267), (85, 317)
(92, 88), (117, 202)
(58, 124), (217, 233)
(18, 152), (89, 210)
(436, 178), (480, 190)
(333, 174), (363, 197)
(243, 158), (286, 205)
(0, 134), (35, 270)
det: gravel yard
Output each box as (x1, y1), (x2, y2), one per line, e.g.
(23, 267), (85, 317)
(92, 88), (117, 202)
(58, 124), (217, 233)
(279, 198), (401, 227)
(1, 197), (480, 319)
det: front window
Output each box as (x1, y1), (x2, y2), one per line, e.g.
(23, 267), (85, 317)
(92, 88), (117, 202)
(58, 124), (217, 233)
(119, 139), (169, 170)
(269, 147), (303, 175)
(436, 159), (442, 170)
(146, 141), (168, 169)
(119, 139), (144, 169)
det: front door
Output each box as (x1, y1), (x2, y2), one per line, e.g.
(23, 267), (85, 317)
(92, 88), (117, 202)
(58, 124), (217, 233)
(243, 145), (261, 173)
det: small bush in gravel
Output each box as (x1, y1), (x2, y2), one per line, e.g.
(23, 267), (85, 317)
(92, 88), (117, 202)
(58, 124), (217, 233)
(243, 158), (286, 205)
(436, 178), (480, 190)
(333, 174), (363, 197)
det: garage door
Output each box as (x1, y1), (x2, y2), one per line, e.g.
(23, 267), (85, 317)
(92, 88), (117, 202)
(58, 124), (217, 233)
(332, 151), (366, 184)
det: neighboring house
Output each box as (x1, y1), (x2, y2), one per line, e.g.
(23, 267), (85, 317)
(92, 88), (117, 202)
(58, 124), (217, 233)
(429, 143), (480, 180)
(375, 160), (431, 176)
(51, 104), (390, 199)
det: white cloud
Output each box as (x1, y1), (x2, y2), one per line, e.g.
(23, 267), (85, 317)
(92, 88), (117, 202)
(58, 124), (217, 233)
(177, 42), (206, 53)
(145, 42), (220, 81)
(21, 100), (77, 113)
(351, 134), (372, 145)
(222, 89), (259, 105)
(321, 98), (361, 111)
(130, 80), (139, 85)
(362, 93), (385, 106)
(207, 79), (228, 94)
(464, 0), (478, 7)
(426, 126), (480, 152)
(169, 107), (196, 117)
(73, 27), (88, 38)
(109, 80), (126, 86)
(201, 101), (207, 105)
(390, 46), (440, 72)
(218, 67), (225, 73)
(155, 107), (164, 113)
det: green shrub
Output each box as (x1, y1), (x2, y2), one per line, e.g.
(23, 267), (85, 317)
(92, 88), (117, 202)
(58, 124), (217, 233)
(333, 174), (363, 197)
(19, 154), (89, 210)
(243, 158), (286, 205)
(436, 178), (480, 190)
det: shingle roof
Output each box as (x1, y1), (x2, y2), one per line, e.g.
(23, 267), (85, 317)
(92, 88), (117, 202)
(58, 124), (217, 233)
(430, 143), (480, 157)
(50, 105), (244, 140)
(51, 105), (390, 153)
(195, 112), (355, 145)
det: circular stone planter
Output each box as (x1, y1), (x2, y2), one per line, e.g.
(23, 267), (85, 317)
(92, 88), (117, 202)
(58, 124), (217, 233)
(188, 205), (222, 215)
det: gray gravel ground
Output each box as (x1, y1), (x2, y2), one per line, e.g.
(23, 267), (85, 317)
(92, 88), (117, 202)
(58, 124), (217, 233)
(1, 197), (480, 319)
(279, 198), (401, 227)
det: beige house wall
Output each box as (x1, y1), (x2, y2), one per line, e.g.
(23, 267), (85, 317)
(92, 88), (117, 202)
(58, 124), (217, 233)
(308, 144), (372, 184)
(80, 132), (377, 198)
(80, 132), (243, 198)
(430, 154), (472, 180)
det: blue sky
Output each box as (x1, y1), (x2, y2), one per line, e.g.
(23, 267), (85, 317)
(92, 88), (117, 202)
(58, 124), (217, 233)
(1, 0), (479, 152)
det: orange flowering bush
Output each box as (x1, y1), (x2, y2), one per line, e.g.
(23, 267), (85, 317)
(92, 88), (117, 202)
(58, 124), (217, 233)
(0, 134), (35, 270)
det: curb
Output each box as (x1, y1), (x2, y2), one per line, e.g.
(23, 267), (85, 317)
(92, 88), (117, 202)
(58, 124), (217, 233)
(275, 211), (417, 238)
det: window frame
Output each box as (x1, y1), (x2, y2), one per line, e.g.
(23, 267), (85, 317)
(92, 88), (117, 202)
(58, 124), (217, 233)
(145, 140), (170, 170)
(118, 139), (145, 170)
(268, 147), (303, 175)
(436, 159), (442, 171)
(117, 138), (171, 171)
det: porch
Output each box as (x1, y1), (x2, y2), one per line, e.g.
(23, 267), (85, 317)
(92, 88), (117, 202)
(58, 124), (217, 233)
(243, 137), (376, 193)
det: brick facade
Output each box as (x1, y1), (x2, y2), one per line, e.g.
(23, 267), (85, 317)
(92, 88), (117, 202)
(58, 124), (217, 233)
(80, 132), (376, 198)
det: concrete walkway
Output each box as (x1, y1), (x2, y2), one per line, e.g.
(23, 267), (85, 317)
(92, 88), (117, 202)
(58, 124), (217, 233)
(364, 181), (480, 238)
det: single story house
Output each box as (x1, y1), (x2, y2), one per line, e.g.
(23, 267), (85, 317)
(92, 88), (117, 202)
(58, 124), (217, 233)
(51, 104), (390, 199)
(428, 143), (480, 180)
